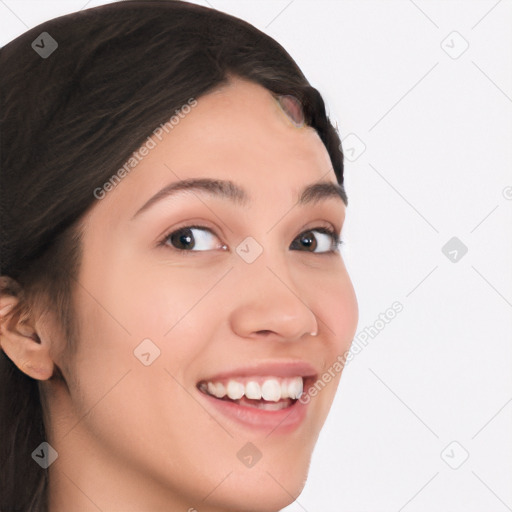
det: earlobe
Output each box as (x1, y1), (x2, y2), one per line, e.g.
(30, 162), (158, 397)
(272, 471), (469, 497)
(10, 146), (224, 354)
(0, 286), (55, 381)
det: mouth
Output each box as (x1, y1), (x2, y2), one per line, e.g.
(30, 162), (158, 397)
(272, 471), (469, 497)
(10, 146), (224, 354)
(196, 363), (317, 432)
(198, 375), (310, 409)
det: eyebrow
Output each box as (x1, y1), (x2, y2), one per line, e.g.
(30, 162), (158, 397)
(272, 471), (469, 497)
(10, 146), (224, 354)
(131, 177), (347, 220)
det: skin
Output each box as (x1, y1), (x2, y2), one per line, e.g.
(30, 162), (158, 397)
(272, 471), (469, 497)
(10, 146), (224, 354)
(0, 76), (358, 511)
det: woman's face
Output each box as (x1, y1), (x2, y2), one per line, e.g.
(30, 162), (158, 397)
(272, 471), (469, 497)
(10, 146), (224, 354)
(47, 77), (358, 511)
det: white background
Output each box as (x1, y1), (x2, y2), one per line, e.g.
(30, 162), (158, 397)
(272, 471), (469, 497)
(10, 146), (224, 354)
(1, 1), (511, 511)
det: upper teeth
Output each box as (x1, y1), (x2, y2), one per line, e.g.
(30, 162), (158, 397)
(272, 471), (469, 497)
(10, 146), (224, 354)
(203, 376), (303, 402)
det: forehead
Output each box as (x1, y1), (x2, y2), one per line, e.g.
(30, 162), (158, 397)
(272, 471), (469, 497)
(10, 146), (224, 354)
(86, 77), (339, 226)
(163, 77), (330, 170)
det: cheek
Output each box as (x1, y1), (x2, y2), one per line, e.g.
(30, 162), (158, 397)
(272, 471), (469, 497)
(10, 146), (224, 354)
(66, 277), (223, 488)
(310, 267), (358, 405)
(69, 247), (225, 423)
(313, 264), (359, 354)
(124, 260), (229, 373)
(78, 236), (216, 342)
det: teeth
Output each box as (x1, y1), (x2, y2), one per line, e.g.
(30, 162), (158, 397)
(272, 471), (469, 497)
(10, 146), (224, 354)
(281, 380), (289, 398)
(226, 380), (245, 400)
(208, 382), (226, 399)
(245, 381), (261, 400)
(261, 379), (281, 402)
(202, 376), (304, 402)
(287, 377), (303, 399)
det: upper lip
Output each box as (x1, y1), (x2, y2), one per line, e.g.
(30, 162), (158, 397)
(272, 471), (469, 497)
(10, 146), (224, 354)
(197, 360), (318, 383)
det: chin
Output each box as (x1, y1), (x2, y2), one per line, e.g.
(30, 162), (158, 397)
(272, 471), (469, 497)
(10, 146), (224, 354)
(206, 471), (309, 512)
(196, 443), (314, 512)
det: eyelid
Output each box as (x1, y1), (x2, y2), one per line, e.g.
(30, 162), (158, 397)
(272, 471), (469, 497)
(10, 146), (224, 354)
(156, 224), (225, 252)
(296, 219), (343, 243)
(300, 219), (341, 236)
(155, 218), (226, 247)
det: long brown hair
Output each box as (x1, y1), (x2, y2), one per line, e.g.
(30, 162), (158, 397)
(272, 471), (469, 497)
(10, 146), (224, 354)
(0, 1), (347, 510)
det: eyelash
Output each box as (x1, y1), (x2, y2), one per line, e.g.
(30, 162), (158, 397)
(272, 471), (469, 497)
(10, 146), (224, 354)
(157, 224), (344, 255)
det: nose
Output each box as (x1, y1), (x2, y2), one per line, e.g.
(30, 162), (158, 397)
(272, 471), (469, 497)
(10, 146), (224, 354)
(228, 256), (319, 342)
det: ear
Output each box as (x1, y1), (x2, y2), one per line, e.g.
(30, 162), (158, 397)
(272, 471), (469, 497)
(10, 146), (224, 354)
(0, 276), (55, 381)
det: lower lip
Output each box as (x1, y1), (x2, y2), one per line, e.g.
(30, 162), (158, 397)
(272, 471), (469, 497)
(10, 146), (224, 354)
(199, 391), (310, 433)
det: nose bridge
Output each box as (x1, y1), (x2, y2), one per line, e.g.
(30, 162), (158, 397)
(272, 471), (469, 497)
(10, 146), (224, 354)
(228, 238), (318, 340)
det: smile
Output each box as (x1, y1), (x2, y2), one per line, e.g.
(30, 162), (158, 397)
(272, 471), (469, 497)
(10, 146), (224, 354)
(198, 376), (304, 411)
(196, 362), (317, 432)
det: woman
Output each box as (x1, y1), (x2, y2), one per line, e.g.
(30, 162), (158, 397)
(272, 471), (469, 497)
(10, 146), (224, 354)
(0, 1), (358, 510)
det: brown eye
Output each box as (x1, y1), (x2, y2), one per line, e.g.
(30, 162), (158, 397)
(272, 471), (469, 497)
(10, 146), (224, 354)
(164, 226), (220, 252)
(297, 231), (317, 251)
(168, 227), (194, 250)
(289, 228), (341, 254)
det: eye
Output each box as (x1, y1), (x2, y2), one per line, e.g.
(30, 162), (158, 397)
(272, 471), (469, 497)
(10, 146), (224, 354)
(290, 227), (343, 254)
(160, 225), (225, 252)
(158, 224), (343, 254)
